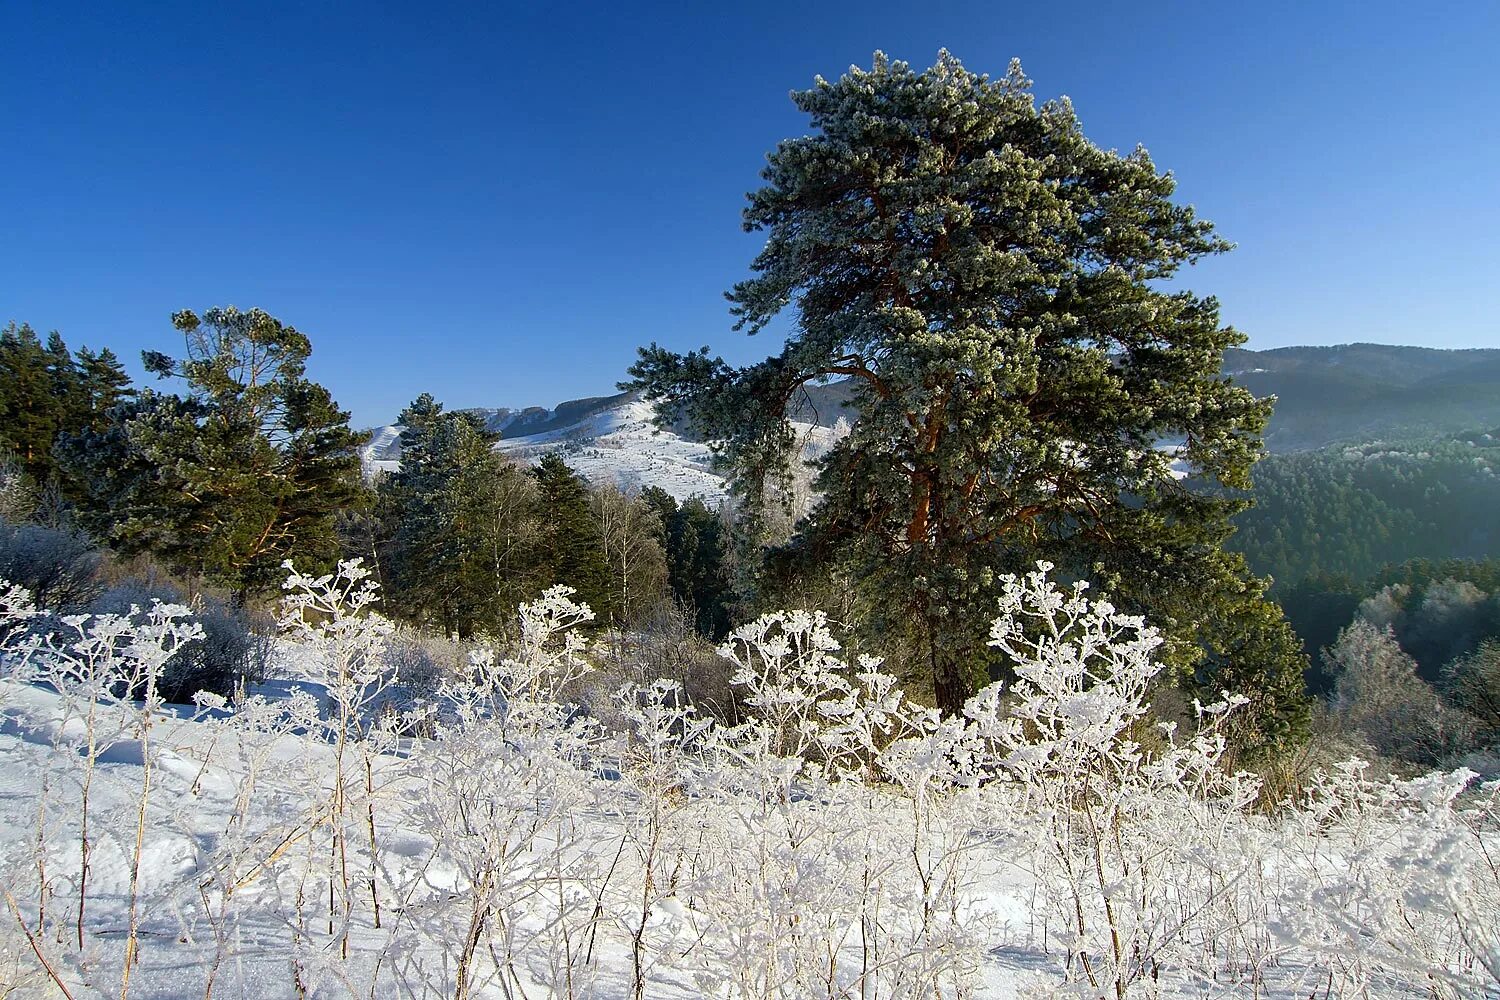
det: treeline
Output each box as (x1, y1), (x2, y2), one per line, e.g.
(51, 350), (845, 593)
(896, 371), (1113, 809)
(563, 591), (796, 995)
(1220, 436), (1500, 769)
(1229, 433), (1500, 589)
(3, 310), (363, 591)
(0, 321), (133, 494)
(0, 312), (738, 650)
(347, 392), (737, 640)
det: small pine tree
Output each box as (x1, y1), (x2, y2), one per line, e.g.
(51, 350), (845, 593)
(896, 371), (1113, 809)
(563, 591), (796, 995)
(533, 454), (613, 619)
(641, 486), (737, 638)
(375, 395), (548, 635)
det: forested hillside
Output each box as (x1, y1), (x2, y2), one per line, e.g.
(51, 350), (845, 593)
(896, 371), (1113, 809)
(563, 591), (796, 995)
(1223, 344), (1500, 451)
(1230, 429), (1500, 587)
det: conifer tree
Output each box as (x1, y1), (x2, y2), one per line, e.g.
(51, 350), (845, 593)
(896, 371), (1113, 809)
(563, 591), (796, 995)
(57, 307), (364, 593)
(0, 322), (65, 480)
(533, 453), (613, 618)
(375, 395), (547, 635)
(44, 331), (88, 435)
(628, 52), (1308, 751)
(74, 347), (134, 430)
(642, 487), (737, 638)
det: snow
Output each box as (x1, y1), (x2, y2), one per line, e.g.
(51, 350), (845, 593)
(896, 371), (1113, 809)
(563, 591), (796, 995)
(2, 563), (1495, 1000)
(496, 398), (734, 505)
(362, 396), (844, 506)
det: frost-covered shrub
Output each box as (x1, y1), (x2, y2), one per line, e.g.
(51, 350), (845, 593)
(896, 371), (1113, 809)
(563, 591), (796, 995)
(383, 627), (471, 694)
(84, 578), (272, 704)
(2, 559), (1498, 999)
(1327, 619), (1480, 764)
(632, 599), (736, 718)
(1275, 761), (1500, 998)
(1446, 638), (1500, 744)
(0, 458), (37, 525)
(0, 519), (102, 612)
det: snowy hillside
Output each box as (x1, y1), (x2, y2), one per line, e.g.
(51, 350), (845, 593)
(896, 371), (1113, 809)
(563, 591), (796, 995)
(362, 393), (846, 506)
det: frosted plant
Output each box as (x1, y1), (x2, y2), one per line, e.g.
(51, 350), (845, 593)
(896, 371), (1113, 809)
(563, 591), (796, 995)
(278, 558), (400, 966)
(1274, 761), (1500, 998)
(4, 557), (1500, 998)
(970, 562), (1266, 996)
(612, 679), (716, 998)
(185, 688), (326, 999)
(718, 609), (933, 778)
(0, 589), (202, 999)
(389, 583), (606, 999)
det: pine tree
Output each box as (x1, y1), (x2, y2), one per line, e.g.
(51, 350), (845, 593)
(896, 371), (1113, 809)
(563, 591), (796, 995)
(44, 331), (88, 437)
(0, 323), (65, 480)
(75, 347), (135, 430)
(533, 453), (613, 618)
(375, 396), (547, 636)
(628, 52), (1308, 751)
(641, 486), (737, 638)
(57, 307), (365, 593)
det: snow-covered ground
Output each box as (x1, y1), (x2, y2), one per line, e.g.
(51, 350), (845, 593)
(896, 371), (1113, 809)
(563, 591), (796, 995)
(1, 566), (1496, 999)
(494, 398), (734, 505)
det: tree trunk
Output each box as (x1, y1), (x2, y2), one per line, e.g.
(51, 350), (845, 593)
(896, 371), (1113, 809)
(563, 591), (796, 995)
(925, 606), (974, 718)
(930, 645), (972, 718)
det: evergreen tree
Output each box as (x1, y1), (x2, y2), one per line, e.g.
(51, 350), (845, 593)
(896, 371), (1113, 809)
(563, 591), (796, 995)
(74, 347), (135, 430)
(0, 322), (65, 480)
(641, 487), (738, 638)
(533, 453), (613, 617)
(628, 52), (1307, 750)
(57, 307), (365, 593)
(375, 395), (547, 636)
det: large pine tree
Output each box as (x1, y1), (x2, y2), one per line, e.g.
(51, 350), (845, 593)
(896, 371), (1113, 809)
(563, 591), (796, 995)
(0, 323), (65, 480)
(629, 52), (1307, 753)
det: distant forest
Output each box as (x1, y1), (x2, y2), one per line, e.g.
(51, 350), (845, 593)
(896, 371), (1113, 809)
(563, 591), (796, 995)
(1229, 429), (1500, 588)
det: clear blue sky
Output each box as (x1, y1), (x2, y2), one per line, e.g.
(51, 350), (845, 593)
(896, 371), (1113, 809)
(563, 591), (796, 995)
(3, 1), (1497, 427)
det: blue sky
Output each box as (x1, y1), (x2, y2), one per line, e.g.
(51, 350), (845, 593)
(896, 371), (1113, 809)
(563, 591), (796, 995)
(3, 1), (1497, 427)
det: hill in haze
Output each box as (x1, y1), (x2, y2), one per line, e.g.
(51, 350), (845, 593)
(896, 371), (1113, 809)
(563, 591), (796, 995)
(1222, 343), (1500, 450)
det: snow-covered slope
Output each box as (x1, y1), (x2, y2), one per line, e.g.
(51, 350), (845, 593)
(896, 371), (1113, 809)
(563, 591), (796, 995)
(362, 392), (847, 505)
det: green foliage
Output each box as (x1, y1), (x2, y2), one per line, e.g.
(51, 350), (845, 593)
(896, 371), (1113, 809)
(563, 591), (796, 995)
(1230, 433), (1500, 587)
(55, 307), (365, 593)
(641, 486), (737, 638)
(374, 394), (548, 636)
(627, 51), (1304, 750)
(533, 453), (614, 619)
(0, 322), (131, 487)
(590, 482), (669, 627)
(74, 347), (134, 431)
(1445, 639), (1500, 744)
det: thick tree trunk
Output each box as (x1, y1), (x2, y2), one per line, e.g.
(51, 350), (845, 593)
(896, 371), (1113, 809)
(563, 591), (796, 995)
(930, 643), (973, 718)
(921, 599), (974, 717)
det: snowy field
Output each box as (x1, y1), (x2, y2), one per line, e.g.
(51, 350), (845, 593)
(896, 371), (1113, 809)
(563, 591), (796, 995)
(0, 564), (1496, 999)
